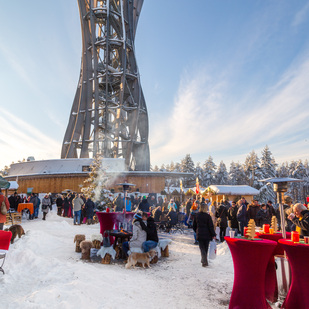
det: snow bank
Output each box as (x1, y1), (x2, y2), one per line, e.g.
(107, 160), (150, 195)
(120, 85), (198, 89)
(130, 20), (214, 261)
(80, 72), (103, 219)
(1, 211), (234, 309)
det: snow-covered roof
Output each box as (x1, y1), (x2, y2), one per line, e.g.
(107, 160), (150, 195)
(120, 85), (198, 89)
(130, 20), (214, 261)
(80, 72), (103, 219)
(205, 185), (259, 196)
(7, 159), (194, 178)
(259, 177), (303, 183)
(8, 181), (19, 190)
(7, 158), (126, 177)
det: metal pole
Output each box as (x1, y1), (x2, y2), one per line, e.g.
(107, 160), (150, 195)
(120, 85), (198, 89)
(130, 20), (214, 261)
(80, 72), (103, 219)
(278, 191), (286, 239)
(123, 189), (126, 227)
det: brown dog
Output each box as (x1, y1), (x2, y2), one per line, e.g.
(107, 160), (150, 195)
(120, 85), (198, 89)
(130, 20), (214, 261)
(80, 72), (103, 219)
(5, 225), (25, 244)
(125, 249), (156, 269)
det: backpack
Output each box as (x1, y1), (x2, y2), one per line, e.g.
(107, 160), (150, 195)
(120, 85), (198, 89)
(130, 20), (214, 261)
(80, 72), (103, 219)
(1, 200), (7, 215)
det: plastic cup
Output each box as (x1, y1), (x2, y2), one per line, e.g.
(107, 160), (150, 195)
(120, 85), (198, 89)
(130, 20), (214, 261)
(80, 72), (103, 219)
(263, 224), (270, 233)
(304, 236), (309, 244)
(229, 230), (235, 238)
(244, 227), (249, 237)
(291, 231), (299, 243)
(269, 228), (274, 234)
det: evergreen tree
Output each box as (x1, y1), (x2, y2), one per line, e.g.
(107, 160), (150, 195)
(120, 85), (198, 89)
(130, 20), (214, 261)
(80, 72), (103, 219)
(289, 160), (307, 202)
(304, 160), (309, 200)
(181, 154), (195, 186)
(153, 165), (159, 171)
(259, 145), (277, 202)
(277, 162), (289, 177)
(215, 161), (229, 185)
(195, 162), (204, 185)
(169, 161), (175, 172)
(229, 161), (246, 185)
(160, 164), (166, 171)
(243, 150), (263, 188)
(81, 155), (113, 210)
(202, 156), (217, 187)
(174, 162), (181, 172)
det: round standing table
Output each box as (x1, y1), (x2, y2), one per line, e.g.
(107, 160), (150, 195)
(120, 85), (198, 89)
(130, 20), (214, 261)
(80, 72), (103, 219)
(254, 232), (292, 303)
(96, 212), (135, 244)
(225, 236), (277, 309)
(17, 203), (34, 214)
(278, 239), (309, 309)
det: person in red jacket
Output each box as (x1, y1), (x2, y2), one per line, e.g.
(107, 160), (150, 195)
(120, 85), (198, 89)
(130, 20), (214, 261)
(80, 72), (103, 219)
(0, 192), (10, 230)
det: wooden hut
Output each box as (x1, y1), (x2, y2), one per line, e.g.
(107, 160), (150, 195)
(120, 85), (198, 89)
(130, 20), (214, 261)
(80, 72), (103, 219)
(202, 185), (260, 204)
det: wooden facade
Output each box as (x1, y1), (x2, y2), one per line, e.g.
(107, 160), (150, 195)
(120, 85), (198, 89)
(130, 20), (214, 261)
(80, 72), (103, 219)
(6, 173), (166, 194)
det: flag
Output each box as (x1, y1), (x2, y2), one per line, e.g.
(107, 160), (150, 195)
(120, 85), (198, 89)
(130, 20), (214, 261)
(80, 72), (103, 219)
(196, 177), (200, 194)
(180, 180), (183, 192)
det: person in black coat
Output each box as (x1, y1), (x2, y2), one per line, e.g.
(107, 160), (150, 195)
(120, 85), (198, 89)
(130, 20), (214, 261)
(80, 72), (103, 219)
(193, 203), (216, 267)
(152, 206), (162, 222)
(141, 216), (159, 252)
(85, 198), (95, 224)
(63, 195), (70, 217)
(56, 194), (64, 216)
(256, 203), (271, 226)
(228, 201), (239, 235)
(186, 198), (192, 218)
(216, 203), (228, 242)
(138, 196), (150, 212)
(288, 203), (309, 237)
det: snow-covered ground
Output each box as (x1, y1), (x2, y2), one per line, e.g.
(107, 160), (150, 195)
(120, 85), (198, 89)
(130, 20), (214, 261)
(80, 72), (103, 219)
(1, 207), (235, 309)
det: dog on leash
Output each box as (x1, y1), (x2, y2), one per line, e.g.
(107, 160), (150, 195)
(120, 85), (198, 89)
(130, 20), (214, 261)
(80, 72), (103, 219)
(5, 225), (25, 244)
(125, 249), (157, 269)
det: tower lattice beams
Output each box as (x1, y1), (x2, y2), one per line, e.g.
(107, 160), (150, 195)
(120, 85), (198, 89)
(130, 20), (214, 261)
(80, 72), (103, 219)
(61, 0), (150, 171)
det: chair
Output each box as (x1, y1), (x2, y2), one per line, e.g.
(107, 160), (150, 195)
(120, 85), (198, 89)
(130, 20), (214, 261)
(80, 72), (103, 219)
(0, 230), (12, 274)
(5, 214), (12, 226)
(11, 212), (22, 224)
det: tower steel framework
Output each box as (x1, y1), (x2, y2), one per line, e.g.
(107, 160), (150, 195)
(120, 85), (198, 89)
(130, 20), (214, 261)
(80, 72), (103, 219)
(61, 0), (150, 171)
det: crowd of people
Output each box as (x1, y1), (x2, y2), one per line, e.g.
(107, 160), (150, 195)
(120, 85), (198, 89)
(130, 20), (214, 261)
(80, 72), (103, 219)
(3, 191), (96, 225)
(184, 195), (309, 242)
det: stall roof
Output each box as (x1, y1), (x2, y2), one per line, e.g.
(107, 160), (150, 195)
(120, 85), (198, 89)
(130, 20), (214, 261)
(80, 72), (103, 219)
(8, 181), (19, 190)
(204, 185), (259, 196)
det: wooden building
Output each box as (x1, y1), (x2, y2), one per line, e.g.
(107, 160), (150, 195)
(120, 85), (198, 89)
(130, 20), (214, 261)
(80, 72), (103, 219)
(4, 159), (190, 195)
(202, 185), (260, 204)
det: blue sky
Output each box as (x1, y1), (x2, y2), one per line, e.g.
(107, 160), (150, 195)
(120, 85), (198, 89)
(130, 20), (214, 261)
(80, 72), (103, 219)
(0, 0), (308, 169)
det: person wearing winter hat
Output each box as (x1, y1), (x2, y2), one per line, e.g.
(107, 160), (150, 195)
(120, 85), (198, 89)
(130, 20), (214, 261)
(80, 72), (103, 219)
(138, 196), (150, 212)
(122, 212), (147, 257)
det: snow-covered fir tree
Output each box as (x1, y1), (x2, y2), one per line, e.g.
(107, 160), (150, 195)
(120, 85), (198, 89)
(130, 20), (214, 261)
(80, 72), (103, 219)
(259, 145), (277, 202)
(202, 156), (217, 187)
(195, 162), (204, 185)
(174, 162), (181, 172)
(160, 164), (166, 171)
(289, 160), (307, 202)
(181, 154), (195, 186)
(169, 161), (175, 172)
(243, 150), (263, 189)
(153, 165), (159, 171)
(277, 162), (289, 177)
(215, 161), (229, 185)
(81, 155), (113, 211)
(229, 161), (246, 185)
(304, 160), (309, 199)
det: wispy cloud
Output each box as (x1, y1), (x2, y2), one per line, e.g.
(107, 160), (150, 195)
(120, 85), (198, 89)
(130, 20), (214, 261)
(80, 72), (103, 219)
(292, 2), (309, 28)
(0, 45), (38, 93)
(150, 53), (309, 166)
(0, 108), (61, 167)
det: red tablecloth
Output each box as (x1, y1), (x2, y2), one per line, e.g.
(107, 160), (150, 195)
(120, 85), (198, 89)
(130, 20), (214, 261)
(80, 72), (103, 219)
(254, 232), (292, 303)
(0, 230), (12, 250)
(17, 203), (34, 214)
(96, 212), (135, 244)
(255, 232), (292, 256)
(225, 236), (277, 309)
(278, 239), (309, 309)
